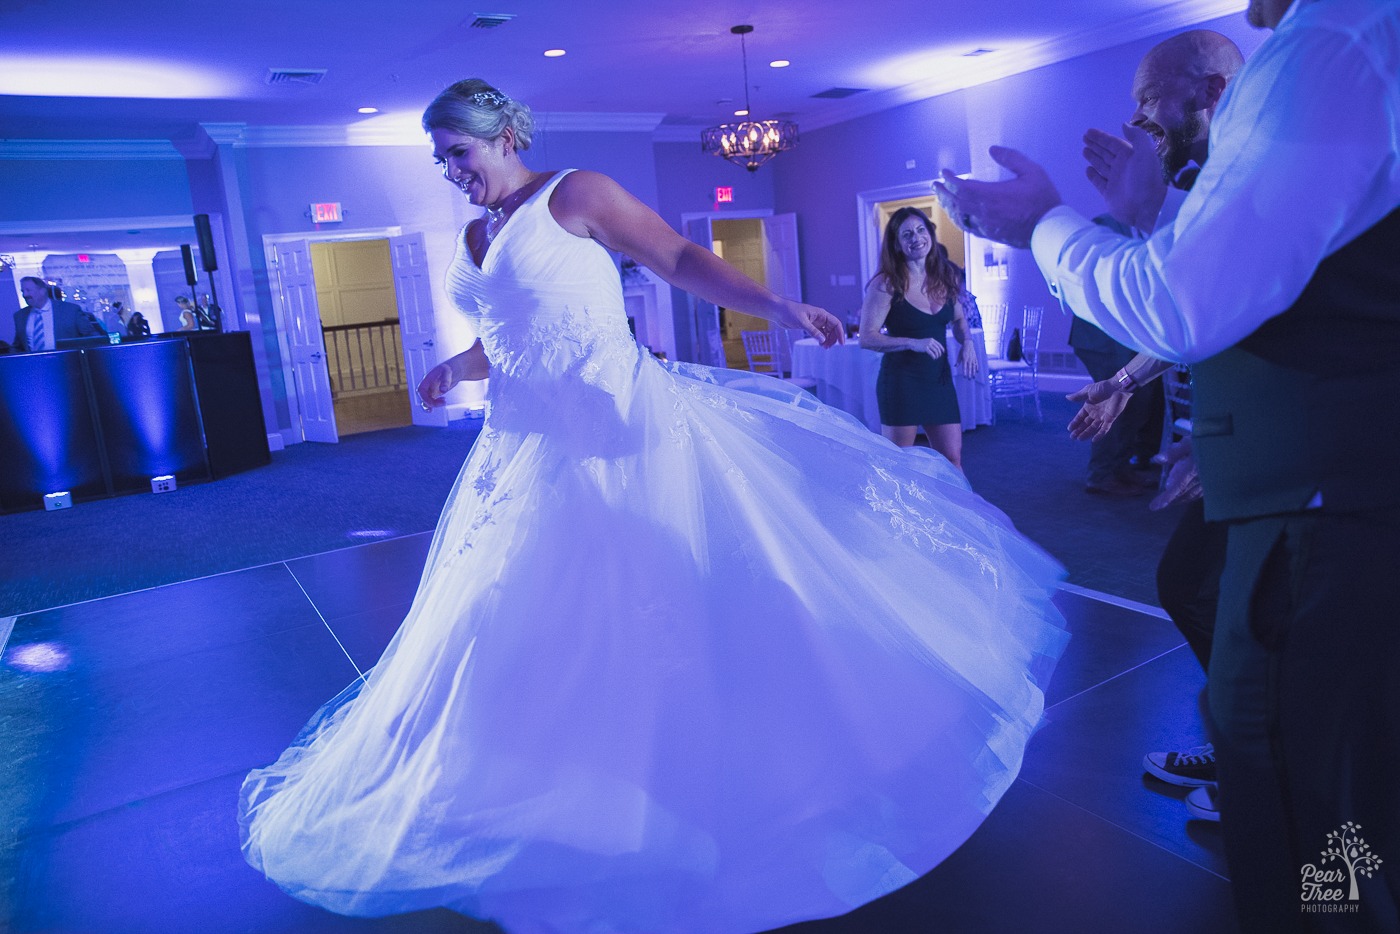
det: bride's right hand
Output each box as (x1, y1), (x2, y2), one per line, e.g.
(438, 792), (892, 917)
(776, 301), (845, 347)
(417, 362), (457, 409)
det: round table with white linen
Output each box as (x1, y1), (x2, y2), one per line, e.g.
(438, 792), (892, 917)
(791, 330), (991, 432)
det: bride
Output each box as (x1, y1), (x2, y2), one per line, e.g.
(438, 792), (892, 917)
(240, 78), (1068, 934)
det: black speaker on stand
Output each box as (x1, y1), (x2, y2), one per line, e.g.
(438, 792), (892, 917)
(179, 244), (202, 330)
(193, 214), (223, 330)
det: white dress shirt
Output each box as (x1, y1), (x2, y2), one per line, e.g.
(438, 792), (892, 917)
(1031, 0), (1400, 363)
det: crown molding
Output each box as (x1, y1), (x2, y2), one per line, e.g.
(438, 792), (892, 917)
(800, 0), (1248, 132)
(0, 215), (194, 235)
(230, 112), (667, 149)
(0, 139), (184, 160)
(199, 122), (248, 146)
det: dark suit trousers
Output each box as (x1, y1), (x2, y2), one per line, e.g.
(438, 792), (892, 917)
(1209, 507), (1400, 933)
(1074, 347), (1163, 484)
(1156, 498), (1227, 671)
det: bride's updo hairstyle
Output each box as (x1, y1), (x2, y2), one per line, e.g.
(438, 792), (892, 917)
(422, 78), (535, 150)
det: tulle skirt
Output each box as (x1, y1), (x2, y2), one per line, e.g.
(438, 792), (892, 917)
(240, 355), (1068, 934)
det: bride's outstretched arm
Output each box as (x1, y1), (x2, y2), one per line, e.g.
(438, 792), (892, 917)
(417, 340), (489, 409)
(551, 170), (844, 347)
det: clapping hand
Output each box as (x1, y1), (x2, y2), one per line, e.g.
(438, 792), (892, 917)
(1083, 124), (1168, 232)
(1066, 378), (1131, 441)
(934, 147), (1063, 249)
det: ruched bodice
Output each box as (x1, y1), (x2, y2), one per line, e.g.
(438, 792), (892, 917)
(447, 170), (636, 380)
(444, 170), (648, 440)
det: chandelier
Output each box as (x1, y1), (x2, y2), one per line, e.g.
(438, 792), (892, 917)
(701, 25), (798, 172)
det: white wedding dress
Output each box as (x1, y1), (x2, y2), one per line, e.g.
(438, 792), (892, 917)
(240, 170), (1068, 934)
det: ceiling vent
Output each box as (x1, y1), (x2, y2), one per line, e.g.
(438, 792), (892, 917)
(266, 68), (327, 86)
(469, 12), (515, 28)
(810, 87), (867, 99)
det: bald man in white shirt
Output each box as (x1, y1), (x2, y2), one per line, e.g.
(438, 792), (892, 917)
(936, 1), (1400, 930)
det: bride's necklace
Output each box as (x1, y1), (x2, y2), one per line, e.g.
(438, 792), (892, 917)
(483, 176), (536, 243)
(484, 204), (508, 243)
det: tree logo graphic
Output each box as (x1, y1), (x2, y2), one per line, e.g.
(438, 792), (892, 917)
(1300, 822), (1384, 906)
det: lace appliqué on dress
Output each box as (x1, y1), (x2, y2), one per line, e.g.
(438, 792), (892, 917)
(863, 466), (1000, 585)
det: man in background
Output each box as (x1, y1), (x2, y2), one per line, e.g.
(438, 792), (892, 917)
(12, 276), (105, 352)
(1066, 28), (1243, 804)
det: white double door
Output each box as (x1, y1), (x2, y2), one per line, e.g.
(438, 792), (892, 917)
(274, 232), (446, 442)
(681, 213), (802, 368)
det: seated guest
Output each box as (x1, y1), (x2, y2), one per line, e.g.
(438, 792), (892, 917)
(12, 277), (106, 352)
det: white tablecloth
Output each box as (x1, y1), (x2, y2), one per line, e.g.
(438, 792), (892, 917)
(791, 330), (992, 432)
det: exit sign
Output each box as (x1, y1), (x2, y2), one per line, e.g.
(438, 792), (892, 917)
(715, 186), (734, 203)
(310, 202), (343, 223)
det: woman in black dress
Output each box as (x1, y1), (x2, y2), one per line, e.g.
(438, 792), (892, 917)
(859, 207), (979, 469)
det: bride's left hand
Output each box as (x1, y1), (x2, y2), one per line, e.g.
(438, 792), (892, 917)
(778, 301), (846, 348)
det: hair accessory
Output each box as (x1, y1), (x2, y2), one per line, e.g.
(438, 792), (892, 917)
(470, 90), (509, 108)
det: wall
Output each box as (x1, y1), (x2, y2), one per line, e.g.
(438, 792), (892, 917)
(0, 156), (193, 222)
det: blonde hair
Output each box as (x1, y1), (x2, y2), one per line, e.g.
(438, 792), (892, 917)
(421, 78), (535, 150)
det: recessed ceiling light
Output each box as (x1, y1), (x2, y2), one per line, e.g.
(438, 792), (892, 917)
(543, 49), (566, 57)
(769, 60), (790, 68)
(734, 108), (749, 117)
(357, 106), (379, 114)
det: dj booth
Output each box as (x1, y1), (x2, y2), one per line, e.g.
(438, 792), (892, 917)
(0, 331), (270, 512)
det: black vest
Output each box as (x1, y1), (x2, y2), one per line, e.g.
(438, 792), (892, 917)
(1192, 207), (1400, 521)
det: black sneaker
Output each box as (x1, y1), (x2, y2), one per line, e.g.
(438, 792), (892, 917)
(1143, 743), (1217, 786)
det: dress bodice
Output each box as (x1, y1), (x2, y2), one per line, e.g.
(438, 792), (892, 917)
(444, 169), (645, 436)
(884, 294), (953, 343)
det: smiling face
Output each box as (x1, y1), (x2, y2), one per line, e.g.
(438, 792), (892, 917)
(430, 127), (513, 208)
(895, 215), (934, 264)
(1130, 57), (1209, 181)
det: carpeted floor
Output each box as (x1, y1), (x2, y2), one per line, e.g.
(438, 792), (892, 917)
(1, 393), (1181, 617)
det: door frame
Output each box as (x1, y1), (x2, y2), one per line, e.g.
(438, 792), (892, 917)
(262, 226), (402, 445)
(856, 181), (970, 289)
(678, 209), (779, 365)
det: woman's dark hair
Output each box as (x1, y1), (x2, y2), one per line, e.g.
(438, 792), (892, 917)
(872, 207), (964, 302)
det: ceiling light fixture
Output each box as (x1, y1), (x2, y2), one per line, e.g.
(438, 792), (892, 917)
(357, 106), (379, 114)
(543, 48), (566, 57)
(769, 60), (790, 68)
(701, 25), (798, 173)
